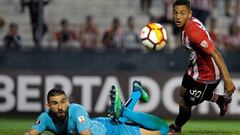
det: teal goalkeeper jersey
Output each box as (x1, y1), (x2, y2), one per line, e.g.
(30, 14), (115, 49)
(31, 103), (140, 135)
(93, 117), (140, 135)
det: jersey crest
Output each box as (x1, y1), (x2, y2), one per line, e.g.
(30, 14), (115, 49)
(200, 40), (208, 48)
(78, 116), (85, 123)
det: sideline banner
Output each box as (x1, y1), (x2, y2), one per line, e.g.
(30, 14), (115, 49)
(0, 72), (239, 119)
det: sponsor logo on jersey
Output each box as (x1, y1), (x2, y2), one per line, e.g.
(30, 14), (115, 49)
(200, 40), (208, 48)
(78, 116), (85, 123)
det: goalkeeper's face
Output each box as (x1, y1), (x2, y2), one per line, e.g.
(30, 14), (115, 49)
(48, 94), (69, 119)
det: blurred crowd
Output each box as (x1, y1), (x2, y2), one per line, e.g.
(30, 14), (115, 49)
(0, 0), (240, 52)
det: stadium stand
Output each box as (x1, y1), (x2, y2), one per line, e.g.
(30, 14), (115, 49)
(0, 0), (238, 50)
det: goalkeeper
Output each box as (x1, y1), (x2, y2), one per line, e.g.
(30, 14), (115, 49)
(25, 81), (168, 135)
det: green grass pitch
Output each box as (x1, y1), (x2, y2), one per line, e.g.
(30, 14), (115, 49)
(0, 117), (239, 135)
(177, 120), (240, 135)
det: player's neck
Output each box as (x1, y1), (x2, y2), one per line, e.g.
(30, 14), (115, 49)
(183, 18), (191, 30)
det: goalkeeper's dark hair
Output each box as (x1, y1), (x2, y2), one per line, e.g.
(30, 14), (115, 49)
(173, 0), (191, 10)
(47, 88), (67, 103)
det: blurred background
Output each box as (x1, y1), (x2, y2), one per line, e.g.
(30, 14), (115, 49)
(0, 0), (240, 132)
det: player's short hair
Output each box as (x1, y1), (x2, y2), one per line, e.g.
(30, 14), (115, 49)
(173, 0), (191, 10)
(47, 88), (67, 103)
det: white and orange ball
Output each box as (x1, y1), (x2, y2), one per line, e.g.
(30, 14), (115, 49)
(140, 23), (167, 51)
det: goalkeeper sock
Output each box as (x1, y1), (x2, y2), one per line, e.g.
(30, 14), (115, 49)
(124, 90), (141, 110)
(123, 107), (169, 135)
(119, 90), (141, 123)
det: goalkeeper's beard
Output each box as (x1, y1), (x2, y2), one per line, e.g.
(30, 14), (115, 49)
(57, 109), (66, 119)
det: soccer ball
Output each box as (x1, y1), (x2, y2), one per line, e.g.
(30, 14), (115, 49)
(140, 23), (167, 51)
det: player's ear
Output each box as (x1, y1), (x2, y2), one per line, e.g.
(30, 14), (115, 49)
(46, 103), (50, 109)
(189, 10), (192, 17)
(66, 99), (70, 105)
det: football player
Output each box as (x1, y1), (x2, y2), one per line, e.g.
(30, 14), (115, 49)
(169, 0), (236, 134)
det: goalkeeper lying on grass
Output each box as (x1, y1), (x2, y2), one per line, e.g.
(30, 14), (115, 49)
(25, 81), (168, 135)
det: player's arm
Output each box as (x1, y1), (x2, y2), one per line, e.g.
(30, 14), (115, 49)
(24, 129), (40, 135)
(79, 129), (91, 135)
(74, 105), (92, 134)
(209, 49), (236, 95)
(26, 113), (48, 135)
(140, 128), (161, 135)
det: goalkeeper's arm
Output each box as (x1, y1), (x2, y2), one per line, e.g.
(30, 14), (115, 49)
(24, 129), (40, 135)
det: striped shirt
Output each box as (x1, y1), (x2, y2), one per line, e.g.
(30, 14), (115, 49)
(181, 17), (221, 84)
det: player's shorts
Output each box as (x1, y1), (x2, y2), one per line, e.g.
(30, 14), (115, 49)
(92, 117), (141, 135)
(181, 74), (220, 106)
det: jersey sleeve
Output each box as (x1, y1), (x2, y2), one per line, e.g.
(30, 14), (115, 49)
(188, 26), (216, 55)
(74, 105), (91, 133)
(31, 113), (48, 133)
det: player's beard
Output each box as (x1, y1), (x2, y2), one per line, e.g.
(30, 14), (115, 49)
(57, 110), (66, 119)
